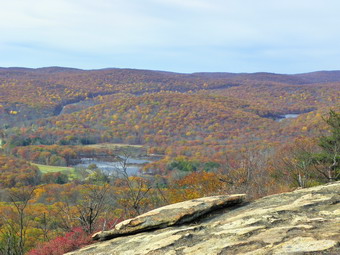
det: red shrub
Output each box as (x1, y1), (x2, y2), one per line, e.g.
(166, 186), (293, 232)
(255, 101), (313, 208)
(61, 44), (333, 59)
(28, 227), (93, 255)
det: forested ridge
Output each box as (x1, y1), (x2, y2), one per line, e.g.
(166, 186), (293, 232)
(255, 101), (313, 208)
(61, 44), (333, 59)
(1, 67), (339, 124)
(0, 67), (339, 254)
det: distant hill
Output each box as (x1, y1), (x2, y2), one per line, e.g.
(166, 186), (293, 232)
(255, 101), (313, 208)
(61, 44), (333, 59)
(0, 66), (339, 134)
(294, 70), (340, 83)
(2, 67), (340, 83)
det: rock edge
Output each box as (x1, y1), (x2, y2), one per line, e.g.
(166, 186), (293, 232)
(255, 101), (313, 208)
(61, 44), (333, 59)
(93, 194), (246, 241)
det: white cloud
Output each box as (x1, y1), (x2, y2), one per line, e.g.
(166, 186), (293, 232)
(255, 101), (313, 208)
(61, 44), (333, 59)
(0, 0), (340, 72)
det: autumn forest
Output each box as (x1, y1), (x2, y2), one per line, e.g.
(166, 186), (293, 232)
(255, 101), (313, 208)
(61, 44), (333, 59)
(0, 67), (339, 254)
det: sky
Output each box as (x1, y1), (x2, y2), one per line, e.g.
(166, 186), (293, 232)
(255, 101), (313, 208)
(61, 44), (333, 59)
(1, 0), (340, 73)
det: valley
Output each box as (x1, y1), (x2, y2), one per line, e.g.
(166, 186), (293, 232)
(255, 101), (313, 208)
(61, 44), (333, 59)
(0, 67), (339, 254)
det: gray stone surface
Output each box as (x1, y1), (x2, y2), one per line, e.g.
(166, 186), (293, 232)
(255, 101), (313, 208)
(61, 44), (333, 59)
(92, 194), (245, 241)
(68, 181), (340, 255)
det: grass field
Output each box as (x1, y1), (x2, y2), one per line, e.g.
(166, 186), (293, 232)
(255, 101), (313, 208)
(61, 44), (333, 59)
(33, 163), (80, 180)
(33, 163), (75, 173)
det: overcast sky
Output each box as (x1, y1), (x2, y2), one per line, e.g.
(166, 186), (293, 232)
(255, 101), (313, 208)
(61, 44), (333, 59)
(1, 0), (340, 73)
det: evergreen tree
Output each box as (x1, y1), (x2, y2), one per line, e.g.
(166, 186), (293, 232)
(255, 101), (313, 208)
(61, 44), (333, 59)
(313, 110), (340, 181)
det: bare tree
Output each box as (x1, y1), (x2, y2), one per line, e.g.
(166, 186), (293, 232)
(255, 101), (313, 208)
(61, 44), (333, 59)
(75, 184), (111, 233)
(55, 184), (112, 234)
(112, 149), (154, 217)
(0, 186), (35, 255)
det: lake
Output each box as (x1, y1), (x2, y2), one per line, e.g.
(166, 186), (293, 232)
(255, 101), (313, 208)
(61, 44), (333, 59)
(75, 157), (153, 176)
(276, 113), (300, 122)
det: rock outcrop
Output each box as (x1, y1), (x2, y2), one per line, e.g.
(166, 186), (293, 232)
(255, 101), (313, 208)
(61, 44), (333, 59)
(93, 194), (245, 241)
(68, 182), (340, 255)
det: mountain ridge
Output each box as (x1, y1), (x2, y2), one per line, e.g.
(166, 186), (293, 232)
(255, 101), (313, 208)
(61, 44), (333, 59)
(2, 66), (340, 84)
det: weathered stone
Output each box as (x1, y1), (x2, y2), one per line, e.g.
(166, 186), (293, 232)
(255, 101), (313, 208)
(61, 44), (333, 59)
(272, 237), (338, 254)
(68, 181), (340, 255)
(92, 194), (245, 241)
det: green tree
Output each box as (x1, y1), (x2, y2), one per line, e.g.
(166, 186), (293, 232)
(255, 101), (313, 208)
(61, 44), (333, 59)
(272, 110), (340, 188)
(312, 110), (340, 182)
(167, 158), (199, 172)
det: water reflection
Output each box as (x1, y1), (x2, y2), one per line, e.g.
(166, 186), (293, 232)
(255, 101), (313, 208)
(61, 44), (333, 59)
(75, 157), (153, 176)
(276, 114), (300, 122)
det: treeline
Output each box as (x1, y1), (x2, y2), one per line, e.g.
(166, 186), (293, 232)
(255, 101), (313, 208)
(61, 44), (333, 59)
(10, 145), (120, 166)
(0, 155), (40, 188)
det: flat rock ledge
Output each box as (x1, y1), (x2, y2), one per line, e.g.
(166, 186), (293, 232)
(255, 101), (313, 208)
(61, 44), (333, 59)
(68, 181), (340, 255)
(93, 194), (246, 241)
